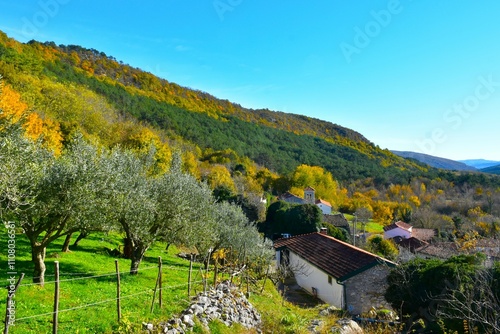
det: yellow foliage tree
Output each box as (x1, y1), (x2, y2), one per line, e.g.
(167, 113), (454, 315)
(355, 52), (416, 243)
(182, 150), (201, 179)
(0, 82), (63, 155)
(205, 165), (236, 192)
(372, 201), (394, 225)
(290, 164), (341, 209)
(0, 83), (28, 124)
(124, 127), (172, 175)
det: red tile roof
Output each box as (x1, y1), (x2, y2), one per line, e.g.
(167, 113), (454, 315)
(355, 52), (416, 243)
(383, 221), (412, 232)
(274, 232), (395, 281)
(397, 237), (428, 252)
(315, 199), (332, 207)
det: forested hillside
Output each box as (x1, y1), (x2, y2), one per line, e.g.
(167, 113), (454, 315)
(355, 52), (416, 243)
(2, 30), (500, 241)
(0, 31), (430, 184)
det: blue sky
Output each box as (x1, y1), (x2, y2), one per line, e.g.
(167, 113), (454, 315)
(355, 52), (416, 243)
(1, 0), (500, 161)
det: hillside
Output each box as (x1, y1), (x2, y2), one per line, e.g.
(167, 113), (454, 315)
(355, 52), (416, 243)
(481, 164), (500, 175)
(391, 150), (477, 172)
(0, 31), (429, 184)
(460, 159), (500, 170)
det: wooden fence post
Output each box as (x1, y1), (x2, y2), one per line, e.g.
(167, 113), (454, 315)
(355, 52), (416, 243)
(158, 256), (162, 309)
(53, 261), (60, 334)
(115, 260), (121, 322)
(150, 257), (162, 313)
(187, 254), (193, 297)
(3, 273), (24, 334)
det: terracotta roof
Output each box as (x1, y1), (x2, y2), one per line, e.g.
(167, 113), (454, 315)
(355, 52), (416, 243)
(396, 237), (428, 252)
(274, 232), (395, 281)
(323, 213), (349, 227)
(315, 199), (331, 207)
(383, 221), (412, 232)
(304, 186), (316, 191)
(415, 242), (459, 259)
(280, 192), (303, 202)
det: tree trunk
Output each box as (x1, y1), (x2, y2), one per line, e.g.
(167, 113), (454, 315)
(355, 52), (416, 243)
(61, 233), (73, 252)
(32, 245), (46, 286)
(73, 231), (88, 247)
(129, 244), (147, 275)
(123, 238), (133, 259)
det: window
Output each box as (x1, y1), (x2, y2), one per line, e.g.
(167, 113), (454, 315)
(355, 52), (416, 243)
(328, 275), (332, 285)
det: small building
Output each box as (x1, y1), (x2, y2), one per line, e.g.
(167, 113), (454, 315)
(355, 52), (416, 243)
(315, 199), (332, 215)
(383, 221), (413, 240)
(274, 231), (396, 314)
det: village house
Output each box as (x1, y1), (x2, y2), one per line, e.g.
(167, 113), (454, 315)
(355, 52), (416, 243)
(280, 186), (332, 214)
(274, 230), (396, 314)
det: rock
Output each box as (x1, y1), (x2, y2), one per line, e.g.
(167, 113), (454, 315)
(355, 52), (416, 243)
(331, 319), (364, 334)
(158, 281), (261, 333)
(142, 322), (154, 331)
(181, 314), (195, 327)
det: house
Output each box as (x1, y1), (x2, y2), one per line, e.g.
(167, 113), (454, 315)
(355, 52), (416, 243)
(383, 221), (413, 239)
(384, 221), (436, 241)
(280, 186), (332, 215)
(274, 230), (396, 315)
(316, 199), (332, 215)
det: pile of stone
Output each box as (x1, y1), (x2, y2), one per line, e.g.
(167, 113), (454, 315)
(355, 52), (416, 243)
(143, 281), (261, 333)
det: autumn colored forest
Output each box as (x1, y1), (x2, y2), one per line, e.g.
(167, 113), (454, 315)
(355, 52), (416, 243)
(1, 30), (500, 242)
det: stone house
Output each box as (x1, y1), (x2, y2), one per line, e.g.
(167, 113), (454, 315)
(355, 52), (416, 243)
(273, 231), (396, 314)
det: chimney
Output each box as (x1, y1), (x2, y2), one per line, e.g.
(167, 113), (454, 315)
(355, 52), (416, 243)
(320, 227), (328, 235)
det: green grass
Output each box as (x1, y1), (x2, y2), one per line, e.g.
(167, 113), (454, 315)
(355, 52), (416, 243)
(0, 227), (342, 333)
(345, 215), (385, 234)
(0, 229), (207, 333)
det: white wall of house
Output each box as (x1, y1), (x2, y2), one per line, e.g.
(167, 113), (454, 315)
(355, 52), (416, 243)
(285, 251), (344, 308)
(316, 203), (332, 215)
(384, 227), (411, 239)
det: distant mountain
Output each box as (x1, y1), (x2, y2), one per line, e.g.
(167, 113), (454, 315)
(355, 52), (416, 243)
(459, 159), (500, 170)
(391, 151), (477, 172)
(480, 164), (500, 175)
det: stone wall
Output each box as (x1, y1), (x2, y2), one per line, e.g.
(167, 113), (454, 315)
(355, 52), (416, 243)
(142, 281), (261, 333)
(344, 265), (393, 315)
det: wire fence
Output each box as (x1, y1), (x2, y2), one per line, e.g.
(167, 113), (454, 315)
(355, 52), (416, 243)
(2, 257), (212, 333)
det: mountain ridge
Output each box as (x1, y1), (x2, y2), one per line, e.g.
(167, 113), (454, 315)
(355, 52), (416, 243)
(459, 159), (500, 170)
(391, 150), (477, 172)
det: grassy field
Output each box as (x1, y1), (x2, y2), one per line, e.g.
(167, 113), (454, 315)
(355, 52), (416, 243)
(0, 227), (346, 333)
(343, 214), (384, 234)
(0, 229), (205, 333)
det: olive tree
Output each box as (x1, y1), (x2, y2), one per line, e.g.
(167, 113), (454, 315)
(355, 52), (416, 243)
(206, 201), (274, 272)
(0, 122), (48, 216)
(102, 147), (156, 274)
(21, 136), (112, 285)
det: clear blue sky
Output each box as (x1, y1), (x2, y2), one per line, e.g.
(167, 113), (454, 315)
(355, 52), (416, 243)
(2, 0), (500, 161)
